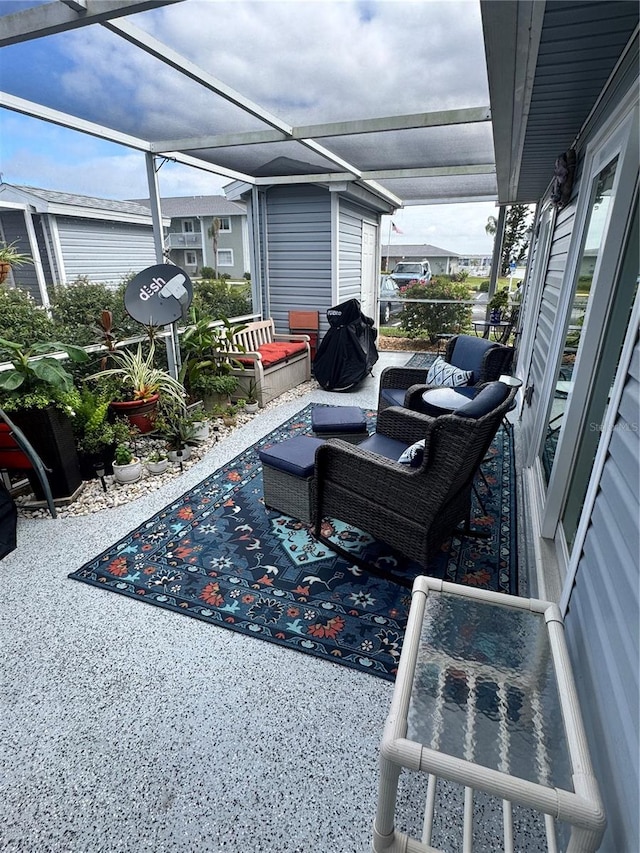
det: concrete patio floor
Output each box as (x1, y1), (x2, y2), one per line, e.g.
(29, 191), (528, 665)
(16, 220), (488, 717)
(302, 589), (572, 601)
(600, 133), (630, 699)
(0, 351), (539, 853)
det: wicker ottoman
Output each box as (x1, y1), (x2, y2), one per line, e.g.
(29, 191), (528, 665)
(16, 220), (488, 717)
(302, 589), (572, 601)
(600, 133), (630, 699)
(311, 405), (368, 443)
(258, 435), (325, 523)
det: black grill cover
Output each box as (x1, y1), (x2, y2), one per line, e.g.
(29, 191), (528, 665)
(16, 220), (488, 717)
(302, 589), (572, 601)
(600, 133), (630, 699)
(313, 298), (379, 391)
(0, 482), (17, 561)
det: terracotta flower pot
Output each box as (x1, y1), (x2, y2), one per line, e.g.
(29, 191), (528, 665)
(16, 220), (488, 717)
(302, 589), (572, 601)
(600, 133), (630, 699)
(109, 394), (159, 434)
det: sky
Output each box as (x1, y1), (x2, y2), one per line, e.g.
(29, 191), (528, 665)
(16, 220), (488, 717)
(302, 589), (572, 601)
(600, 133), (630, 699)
(0, 0), (498, 255)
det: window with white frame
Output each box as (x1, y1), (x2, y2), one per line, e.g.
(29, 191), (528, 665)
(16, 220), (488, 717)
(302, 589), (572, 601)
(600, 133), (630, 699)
(218, 217), (231, 232)
(185, 251), (197, 266)
(183, 220), (195, 233)
(217, 249), (233, 267)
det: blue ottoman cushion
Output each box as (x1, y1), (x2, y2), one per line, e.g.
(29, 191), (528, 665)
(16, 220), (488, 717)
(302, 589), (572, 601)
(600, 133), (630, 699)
(380, 389), (407, 408)
(258, 435), (325, 478)
(311, 405), (367, 433)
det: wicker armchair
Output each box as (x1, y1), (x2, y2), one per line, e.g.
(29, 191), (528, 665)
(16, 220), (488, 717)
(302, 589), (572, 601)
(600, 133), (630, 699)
(312, 383), (517, 580)
(378, 334), (514, 414)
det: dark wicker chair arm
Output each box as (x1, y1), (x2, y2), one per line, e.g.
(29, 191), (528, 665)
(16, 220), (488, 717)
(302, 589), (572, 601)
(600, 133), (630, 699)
(379, 365), (429, 390)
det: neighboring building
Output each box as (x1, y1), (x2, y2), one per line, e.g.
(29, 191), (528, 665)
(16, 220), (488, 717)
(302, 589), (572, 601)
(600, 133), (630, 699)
(0, 183), (164, 305)
(381, 243), (459, 276)
(226, 180), (394, 336)
(457, 255), (492, 276)
(132, 195), (249, 280)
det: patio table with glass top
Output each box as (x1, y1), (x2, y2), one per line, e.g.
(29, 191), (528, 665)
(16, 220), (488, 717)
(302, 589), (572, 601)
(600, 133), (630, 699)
(372, 576), (605, 853)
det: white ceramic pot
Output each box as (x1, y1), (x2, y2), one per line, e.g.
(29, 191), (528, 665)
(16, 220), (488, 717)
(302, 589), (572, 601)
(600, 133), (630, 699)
(112, 458), (142, 484)
(145, 458), (169, 475)
(191, 421), (210, 442)
(245, 402), (259, 414)
(167, 446), (191, 463)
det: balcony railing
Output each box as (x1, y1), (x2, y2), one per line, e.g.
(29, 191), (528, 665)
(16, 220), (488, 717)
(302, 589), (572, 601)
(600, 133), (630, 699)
(166, 233), (201, 249)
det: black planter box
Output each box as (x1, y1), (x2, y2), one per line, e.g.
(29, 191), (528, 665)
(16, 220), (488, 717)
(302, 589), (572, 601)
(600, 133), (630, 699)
(11, 407), (82, 500)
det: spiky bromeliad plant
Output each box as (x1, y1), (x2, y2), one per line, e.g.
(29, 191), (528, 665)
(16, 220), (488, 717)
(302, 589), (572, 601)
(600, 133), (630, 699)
(88, 342), (186, 407)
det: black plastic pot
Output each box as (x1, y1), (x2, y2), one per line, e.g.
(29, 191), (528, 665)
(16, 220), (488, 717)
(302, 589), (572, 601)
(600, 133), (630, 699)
(10, 406), (82, 500)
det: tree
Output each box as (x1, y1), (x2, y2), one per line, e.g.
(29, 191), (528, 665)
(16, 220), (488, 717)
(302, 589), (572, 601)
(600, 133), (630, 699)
(486, 204), (532, 276)
(207, 217), (221, 277)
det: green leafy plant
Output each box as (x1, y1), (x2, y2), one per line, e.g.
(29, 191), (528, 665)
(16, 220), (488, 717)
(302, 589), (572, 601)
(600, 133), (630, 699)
(400, 278), (472, 343)
(488, 289), (509, 311)
(0, 285), (56, 342)
(154, 403), (200, 451)
(0, 337), (89, 411)
(114, 444), (134, 466)
(179, 308), (246, 400)
(70, 386), (129, 456)
(145, 449), (168, 464)
(0, 241), (34, 268)
(88, 342), (185, 406)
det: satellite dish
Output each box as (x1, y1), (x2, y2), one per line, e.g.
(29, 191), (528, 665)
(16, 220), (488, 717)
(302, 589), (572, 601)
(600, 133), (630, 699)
(124, 264), (193, 326)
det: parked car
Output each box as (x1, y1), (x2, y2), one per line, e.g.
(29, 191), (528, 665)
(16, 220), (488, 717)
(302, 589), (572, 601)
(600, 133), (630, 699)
(390, 260), (432, 287)
(379, 275), (403, 324)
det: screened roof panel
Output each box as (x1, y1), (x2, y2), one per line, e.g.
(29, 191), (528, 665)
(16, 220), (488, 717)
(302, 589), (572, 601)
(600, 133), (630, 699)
(377, 173), (497, 205)
(185, 141), (342, 178)
(324, 124), (495, 173)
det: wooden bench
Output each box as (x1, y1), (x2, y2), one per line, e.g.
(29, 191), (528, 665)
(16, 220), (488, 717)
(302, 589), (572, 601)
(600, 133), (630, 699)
(226, 319), (311, 406)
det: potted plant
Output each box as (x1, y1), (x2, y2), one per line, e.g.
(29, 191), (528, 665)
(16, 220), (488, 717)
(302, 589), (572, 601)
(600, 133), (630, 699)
(70, 386), (130, 480)
(179, 308), (246, 409)
(0, 336), (89, 499)
(88, 342), (185, 433)
(245, 379), (260, 414)
(144, 449), (169, 475)
(112, 443), (142, 484)
(488, 289), (510, 323)
(155, 403), (199, 462)
(0, 241), (34, 284)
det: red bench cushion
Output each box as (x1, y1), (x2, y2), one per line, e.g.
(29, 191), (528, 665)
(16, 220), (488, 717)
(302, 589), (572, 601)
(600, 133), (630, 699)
(238, 341), (307, 369)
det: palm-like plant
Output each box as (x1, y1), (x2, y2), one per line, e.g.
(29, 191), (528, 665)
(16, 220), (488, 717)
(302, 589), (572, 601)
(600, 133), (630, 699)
(89, 343), (185, 407)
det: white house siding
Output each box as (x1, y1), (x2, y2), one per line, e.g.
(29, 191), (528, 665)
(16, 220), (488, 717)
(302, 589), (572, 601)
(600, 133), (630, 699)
(338, 200), (380, 320)
(564, 336), (639, 853)
(56, 217), (158, 286)
(263, 185), (332, 334)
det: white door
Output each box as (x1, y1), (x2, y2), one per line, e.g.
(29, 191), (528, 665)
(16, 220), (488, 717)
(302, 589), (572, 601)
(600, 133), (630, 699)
(361, 221), (377, 319)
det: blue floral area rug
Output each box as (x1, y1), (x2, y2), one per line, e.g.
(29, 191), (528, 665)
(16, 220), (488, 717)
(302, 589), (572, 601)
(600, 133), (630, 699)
(69, 405), (517, 682)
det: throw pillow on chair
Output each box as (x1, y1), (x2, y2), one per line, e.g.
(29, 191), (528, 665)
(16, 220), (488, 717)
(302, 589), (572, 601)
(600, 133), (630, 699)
(426, 356), (472, 388)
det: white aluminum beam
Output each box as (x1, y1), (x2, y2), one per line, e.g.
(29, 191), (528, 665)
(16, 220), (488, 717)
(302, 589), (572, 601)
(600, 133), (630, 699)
(0, 92), (255, 183)
(254, 164), (495, 185)
(0, 0), (183, 46)
(150, 107), (492, 153)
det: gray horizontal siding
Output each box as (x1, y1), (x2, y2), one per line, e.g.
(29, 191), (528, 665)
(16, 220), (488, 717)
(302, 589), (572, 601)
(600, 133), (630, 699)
(56, 218), (158, 286)
(565, 335), (639, 853)
(339, 202), (364, 304)
(264, 186), (332, 335)
(0, 211), (40, 303)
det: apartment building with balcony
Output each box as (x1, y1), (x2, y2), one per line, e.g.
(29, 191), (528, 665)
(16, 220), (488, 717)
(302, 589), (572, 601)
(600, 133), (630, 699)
(134, 195), (249, 279)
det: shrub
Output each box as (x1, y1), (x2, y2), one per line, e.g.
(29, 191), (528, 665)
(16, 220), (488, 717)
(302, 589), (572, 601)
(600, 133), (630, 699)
(192, 279), (251, 319)
(400, 277), (472, 343)
(0, 285), (55, 342)
(200, 266), (216, 279)
(50, 278), (119, 345)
